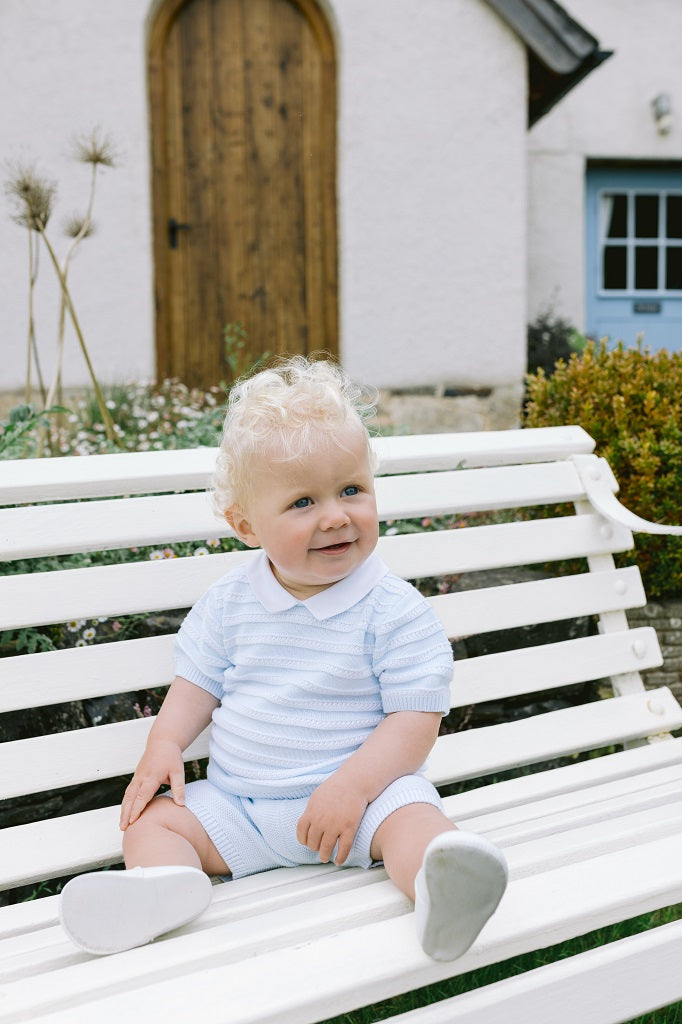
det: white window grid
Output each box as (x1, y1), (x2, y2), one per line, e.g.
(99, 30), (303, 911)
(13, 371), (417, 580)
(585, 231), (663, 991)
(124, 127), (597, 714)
(598, 188), (682, 295)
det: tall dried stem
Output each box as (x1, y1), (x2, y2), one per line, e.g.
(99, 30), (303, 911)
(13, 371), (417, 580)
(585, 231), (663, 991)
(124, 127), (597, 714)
(38, 223), (118, 444)
(5, 138), (120, 450)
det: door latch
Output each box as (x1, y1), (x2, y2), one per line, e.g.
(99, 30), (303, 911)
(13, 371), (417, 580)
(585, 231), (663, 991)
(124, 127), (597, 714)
(168, 218), (191, 249)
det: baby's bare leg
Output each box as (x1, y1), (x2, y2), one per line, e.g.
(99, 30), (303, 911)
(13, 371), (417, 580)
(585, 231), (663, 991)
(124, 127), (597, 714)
(60, 798), (228, 954)
(371, 802), (508, 961)
(370, 803), (455, 899)
(122, 795), (231, 875)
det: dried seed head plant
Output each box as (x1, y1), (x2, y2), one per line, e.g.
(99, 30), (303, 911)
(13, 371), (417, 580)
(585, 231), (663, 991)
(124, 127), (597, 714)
(5, 162), (57, 232)
(4, 163), (56, 402)
(3, 130), (120, 447)
(71, 126), (118, 170)
(62, 213), (96, 241)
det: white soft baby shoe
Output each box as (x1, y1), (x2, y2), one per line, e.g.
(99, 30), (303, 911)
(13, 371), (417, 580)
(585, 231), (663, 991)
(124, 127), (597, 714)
(414, 830), (508, 961)
(59, 865), (213, 955)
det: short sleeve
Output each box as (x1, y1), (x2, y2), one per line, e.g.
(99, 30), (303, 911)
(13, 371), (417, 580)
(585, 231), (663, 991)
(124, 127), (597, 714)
(174, 585), (232, 701)
(371, 586), (453, 715)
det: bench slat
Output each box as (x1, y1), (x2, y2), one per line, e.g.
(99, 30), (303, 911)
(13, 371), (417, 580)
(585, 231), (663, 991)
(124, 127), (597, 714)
(0, 635), (176, 712)
(2, 830), (681, 1024)
(427, 687), (682, 784)
(440, 734), (682, 821)
(0, 515), (634, 630)
(0, 427), (595, 505)
(1, 688), (677, 804)
(0, 717), (208, 802)
(0, 568), (646, 711)
(381, 919), (682, 1024)
(450, 627), (662, 708)
(459, 761), (682, 841)
(0, 461), (589, 560)
(434, 565), (646, 638)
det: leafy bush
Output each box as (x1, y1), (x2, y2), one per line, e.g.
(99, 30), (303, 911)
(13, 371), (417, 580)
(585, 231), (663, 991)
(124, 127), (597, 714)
(525, 340), (682, 598)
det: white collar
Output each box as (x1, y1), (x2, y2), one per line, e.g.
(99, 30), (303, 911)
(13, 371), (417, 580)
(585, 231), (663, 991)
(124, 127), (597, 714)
(247, 550), (389, 620)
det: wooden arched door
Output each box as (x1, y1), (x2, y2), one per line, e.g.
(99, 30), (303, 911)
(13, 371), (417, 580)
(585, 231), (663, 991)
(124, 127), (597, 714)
(149, 0), (337, 388)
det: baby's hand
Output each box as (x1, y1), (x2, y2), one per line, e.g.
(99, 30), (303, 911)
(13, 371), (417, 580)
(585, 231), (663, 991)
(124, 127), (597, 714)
(119, 738), (186, 830)
(296, 777), (369, 866)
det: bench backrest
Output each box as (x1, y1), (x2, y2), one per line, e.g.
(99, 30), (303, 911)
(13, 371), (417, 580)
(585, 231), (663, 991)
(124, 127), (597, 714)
(2, 425), (680, 894)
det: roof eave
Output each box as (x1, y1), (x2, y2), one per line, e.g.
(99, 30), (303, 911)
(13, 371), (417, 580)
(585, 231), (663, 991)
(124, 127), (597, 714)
(483, 0), (612, 126)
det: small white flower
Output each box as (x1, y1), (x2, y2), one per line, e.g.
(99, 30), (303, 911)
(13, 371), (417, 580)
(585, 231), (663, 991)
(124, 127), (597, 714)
(150, 550), (164, 560)
(82, 627), (96, 640)
(75, 639), (88, 647)
(193, 547), (209, 557)
(385, 526), (398, 536)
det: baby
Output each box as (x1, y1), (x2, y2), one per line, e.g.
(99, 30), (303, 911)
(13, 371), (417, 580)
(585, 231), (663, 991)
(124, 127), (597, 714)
(59, 357), (507, 959)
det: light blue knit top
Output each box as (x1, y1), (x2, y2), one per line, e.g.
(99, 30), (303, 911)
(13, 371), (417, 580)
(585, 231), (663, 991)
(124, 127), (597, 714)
(175, 551), (454, 799)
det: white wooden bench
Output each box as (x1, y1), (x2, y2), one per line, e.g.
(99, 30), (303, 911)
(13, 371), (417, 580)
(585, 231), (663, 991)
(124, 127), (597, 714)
(2, 425), (682, 1024)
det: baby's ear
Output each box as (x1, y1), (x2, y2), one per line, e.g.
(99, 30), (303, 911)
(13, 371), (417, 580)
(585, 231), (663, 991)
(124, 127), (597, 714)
(225, 506), (259, 547)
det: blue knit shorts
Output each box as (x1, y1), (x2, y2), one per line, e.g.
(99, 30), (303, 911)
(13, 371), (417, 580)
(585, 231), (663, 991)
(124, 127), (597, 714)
(176, 773), (443, 878)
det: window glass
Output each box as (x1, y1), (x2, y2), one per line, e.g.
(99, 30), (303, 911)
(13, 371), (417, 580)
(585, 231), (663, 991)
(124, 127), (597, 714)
(603, 246), (627, 289)
(604, 194), (628, 238)
(667, 195), (682, 239)
(635, 246), (658, 289)
(666, 247), (682, 290)
(635, 195), (659, 238)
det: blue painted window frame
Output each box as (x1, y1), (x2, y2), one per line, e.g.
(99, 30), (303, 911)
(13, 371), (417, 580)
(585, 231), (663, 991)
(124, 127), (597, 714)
(596, 186), (682, 296)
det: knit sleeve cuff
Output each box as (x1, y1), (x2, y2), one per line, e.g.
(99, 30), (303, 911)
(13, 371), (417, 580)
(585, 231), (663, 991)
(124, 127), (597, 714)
(381, 683), (451, 715)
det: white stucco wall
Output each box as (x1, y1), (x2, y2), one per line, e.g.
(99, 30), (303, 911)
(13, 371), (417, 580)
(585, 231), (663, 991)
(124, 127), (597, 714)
(1, 0), (156, 392)
(1, 0), (527, 396)
(527, 0), (682, 331)
(335, 0), (528, 391)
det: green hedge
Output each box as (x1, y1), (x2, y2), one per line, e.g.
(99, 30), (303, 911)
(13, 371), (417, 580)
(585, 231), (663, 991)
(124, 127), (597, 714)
(525, 341), (682, 599)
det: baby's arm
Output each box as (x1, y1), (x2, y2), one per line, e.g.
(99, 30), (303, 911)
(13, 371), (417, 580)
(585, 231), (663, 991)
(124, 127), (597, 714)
(119, 676), (219, 830)
(296, 710), (441, 865)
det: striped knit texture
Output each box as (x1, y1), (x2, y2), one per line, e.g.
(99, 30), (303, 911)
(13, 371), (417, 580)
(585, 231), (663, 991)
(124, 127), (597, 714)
(175, 560), (454, 799)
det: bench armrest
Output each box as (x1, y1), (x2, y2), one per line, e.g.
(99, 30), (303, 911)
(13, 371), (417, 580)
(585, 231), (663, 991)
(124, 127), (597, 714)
(573, 455), (682, 536)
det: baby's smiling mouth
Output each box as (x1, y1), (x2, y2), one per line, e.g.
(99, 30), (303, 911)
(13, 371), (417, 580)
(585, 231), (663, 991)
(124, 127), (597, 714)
(315, 541), (352, 554)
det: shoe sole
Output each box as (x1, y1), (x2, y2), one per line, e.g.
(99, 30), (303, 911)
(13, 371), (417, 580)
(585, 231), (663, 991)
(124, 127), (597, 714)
(59, 867), (213, 955)
(417, 832), (508, 961)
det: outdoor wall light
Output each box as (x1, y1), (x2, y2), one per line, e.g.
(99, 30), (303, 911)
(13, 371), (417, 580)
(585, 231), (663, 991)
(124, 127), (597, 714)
(652, 92), (673, 134)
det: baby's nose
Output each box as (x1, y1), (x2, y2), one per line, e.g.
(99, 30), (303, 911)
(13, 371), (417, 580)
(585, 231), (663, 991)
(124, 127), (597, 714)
(320, 501), (351, 528)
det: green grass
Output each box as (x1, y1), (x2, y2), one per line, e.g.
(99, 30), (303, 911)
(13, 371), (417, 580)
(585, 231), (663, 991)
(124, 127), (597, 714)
(319, 904), (682, 1024)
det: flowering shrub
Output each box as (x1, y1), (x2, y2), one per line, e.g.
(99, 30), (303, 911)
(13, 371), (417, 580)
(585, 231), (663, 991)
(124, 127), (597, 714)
(0, 378), (227, 458)
(525, 340), (682, 598)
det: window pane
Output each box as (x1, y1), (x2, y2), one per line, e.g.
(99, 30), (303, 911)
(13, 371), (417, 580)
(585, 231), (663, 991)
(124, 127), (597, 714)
(603, 246), (627, 289)
(635, 246), (658, 289)
(667, 196), (682, 239)
(604, 194), (628, 238)
(666, 247), (682, 289)
(635, 195), (659, 238)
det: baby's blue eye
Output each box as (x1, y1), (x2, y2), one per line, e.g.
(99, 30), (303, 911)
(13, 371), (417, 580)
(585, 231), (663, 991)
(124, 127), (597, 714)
(342, 486), (359, 497)
(293, 497), (311, 508)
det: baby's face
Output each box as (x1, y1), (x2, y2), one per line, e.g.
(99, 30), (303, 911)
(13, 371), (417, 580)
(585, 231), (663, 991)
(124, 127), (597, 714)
(231, 427), (379, 600)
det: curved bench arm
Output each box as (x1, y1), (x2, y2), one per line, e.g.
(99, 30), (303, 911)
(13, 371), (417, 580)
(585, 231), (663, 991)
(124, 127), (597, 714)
(573, 455), (682, 537)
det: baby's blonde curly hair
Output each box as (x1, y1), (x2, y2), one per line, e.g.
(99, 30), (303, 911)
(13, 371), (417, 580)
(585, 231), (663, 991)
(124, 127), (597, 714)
(212, 356), (377, 517)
